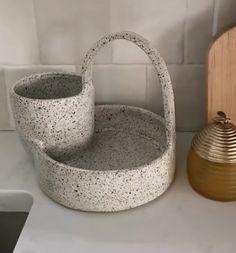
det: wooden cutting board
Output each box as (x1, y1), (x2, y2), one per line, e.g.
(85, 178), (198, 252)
(207, 26), (236, 123)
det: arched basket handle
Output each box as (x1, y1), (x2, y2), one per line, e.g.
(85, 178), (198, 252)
(81, 31), (175, 145)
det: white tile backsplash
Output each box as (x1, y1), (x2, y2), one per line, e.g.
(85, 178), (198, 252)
(0, 0), (39, 64)
(34, 0), (111, 65)
(110, 0), (186, 64)
(184, 0), (214, 63)
(93, 65), (146, 107)
(147, 64), (205, 131)
(174, 65), (205, 131)
(214, 0), (236, 33)
(0, 0), (232, 130)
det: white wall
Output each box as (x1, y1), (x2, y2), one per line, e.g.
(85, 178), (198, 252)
(0, 0), (235, 131)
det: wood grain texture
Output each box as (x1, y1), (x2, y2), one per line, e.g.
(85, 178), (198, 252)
(207, 26), (236, 123)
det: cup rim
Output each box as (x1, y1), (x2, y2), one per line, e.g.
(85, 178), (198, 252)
(10, 72), (90, 101)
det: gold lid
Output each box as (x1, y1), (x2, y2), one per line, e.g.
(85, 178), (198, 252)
(192, 111), (236, 163)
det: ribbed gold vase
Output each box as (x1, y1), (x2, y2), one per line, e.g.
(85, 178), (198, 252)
(187, 111), (236, 201)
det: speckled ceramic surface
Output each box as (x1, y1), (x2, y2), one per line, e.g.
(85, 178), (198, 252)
(34, 105), (174, 212)
(10, 72), (94, 155)
(32, 31), (176, 212)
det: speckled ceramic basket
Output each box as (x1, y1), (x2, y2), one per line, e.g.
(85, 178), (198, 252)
(33, 31), (176, 212)
(10, 72), (94, 154)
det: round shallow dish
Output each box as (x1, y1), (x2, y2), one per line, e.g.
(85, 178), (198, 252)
(33, 105), (175, 212)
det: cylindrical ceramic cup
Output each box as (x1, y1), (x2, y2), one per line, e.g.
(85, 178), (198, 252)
(10, 72), (94, 155)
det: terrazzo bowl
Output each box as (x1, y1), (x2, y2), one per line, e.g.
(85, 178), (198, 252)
(10, 72), (94, 154)
(30, 31), (175, 212)
(33, 105), (175, 212)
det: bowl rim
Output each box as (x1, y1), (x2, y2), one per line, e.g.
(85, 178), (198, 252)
(34, 104), (174, 173)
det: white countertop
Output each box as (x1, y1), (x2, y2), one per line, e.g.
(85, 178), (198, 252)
(1, 131), (236, 253)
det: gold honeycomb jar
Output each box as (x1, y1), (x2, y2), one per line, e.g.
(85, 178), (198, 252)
(187, 111), (236, 201)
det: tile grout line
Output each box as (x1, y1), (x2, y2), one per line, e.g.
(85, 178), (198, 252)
(2, 69), (14, 130)
(32, 0), (42, 65)
(0, 63), (206, 70)
(108, 0), (115, 65)
(0, 62), (207, 67)
(0, 63), (206, 71)
(183, 0), (189, 64)
(212, 0), (218, 36)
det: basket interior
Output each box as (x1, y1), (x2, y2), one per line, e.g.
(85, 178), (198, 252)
(14, 73), (82, 99)
(45, 105), (168, 171)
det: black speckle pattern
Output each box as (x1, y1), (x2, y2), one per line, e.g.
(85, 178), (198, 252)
(10, 72), (95, 154)
(11, 31), (176, 212)
(36, 105), (175, 212)
(81, 31), (175, 146)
